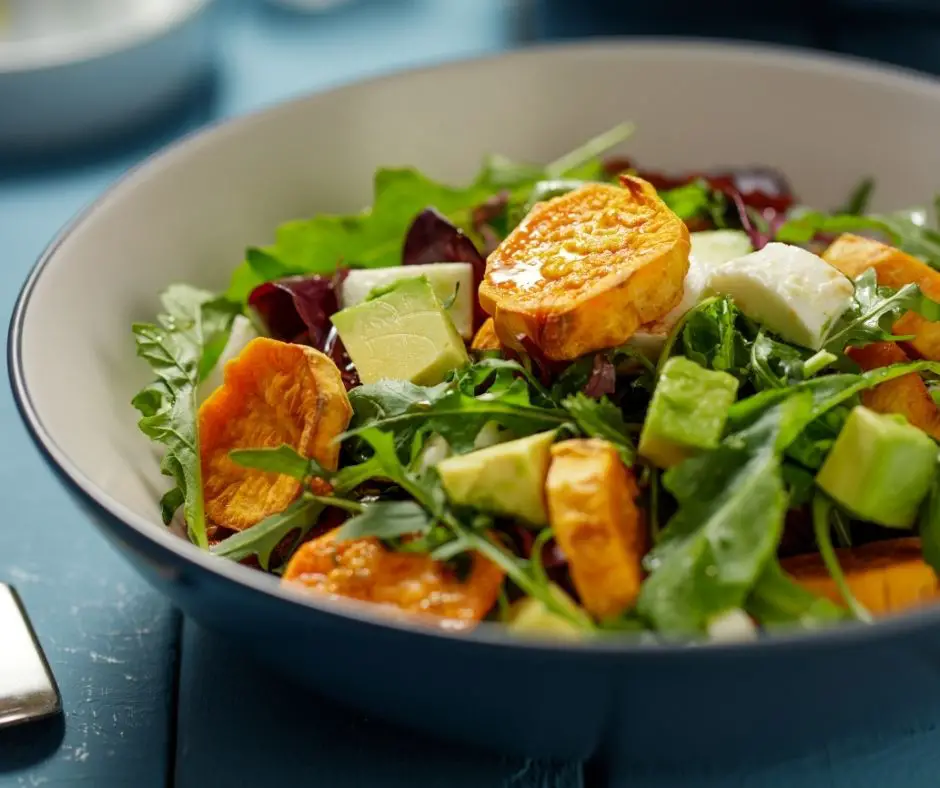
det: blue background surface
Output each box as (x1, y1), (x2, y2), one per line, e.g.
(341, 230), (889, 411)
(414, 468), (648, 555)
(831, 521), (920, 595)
(3, 1), (940, 785)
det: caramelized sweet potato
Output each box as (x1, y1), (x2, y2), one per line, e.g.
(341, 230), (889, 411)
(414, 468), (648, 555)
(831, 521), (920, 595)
(199, 337), (352, 530)
(824, 234), (940, 360)
(471, 317), (502, 351)
(545, 439), (645, 619)
(479, 177), (690, 361)
(847, 342), (940, 439)
(282, 529), (504, 629)
(782, 538), (940, 615)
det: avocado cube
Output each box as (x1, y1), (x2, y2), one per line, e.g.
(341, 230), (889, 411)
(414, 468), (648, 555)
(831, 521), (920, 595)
(436, 430), (556, 525)
(639, 356), (740, 469)
(508, 585), (587, 640)
(331, 276), (470, 385)
(816, 406), (937, 529)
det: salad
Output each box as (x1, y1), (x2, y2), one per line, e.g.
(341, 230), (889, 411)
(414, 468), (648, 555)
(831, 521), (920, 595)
(133, 122), (940, 640)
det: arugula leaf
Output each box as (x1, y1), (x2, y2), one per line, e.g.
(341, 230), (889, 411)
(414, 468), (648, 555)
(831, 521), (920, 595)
(348, 379), (451, 456)
(132, 285), (240, 549)
(839, 177), (875, 216)
(637, 444), (787, 634)
(750, 332), (808, 389)
(561, 394), (635, 464)
(335, 500), (432, 542)
(211, 497), (324, 569)
(543, 121), (636, 179)
(746, 560), (846, 628)
(812, 494), (871, 622)
(822, 270), (940, 353)
(677, 297), (752, 378)
(346, 364), (568, 455)
(229, 444), (328, 480)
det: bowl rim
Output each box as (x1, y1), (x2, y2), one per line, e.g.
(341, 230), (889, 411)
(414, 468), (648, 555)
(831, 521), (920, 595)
(0, 0), (212, 74)
(11, 37), (940, 658)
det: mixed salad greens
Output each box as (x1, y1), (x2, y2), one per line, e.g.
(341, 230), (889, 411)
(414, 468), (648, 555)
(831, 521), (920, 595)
(133, 121), (940, 640)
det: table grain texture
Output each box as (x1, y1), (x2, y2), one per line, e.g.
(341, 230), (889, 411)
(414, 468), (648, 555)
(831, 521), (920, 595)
(3, 1), (940, 786)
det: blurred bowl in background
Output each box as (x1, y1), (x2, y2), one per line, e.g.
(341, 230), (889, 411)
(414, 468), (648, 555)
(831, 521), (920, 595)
(0, 0), (214, 153)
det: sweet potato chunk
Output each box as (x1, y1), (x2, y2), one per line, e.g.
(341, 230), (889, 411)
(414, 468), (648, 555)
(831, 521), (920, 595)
(200, 337), (352, 530)
(781, 538), (940, 615)
(479, 177), (690, 361)
(847, 342), (940, 439)
(282, 529), (504, 630)
(824, 233), (940, 360)
(546, 439), (645, 619)
(471, 318), (502, 351)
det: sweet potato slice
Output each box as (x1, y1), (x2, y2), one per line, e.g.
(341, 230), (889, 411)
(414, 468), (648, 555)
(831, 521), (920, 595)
(282, 529), (504, 630)
(199, 337), (352, 530)
(471, 318), (502, 351)
(781, 538), (940, 615)
(546, 439), (645, 619)
(847, 341), (940, 439)
(479, 177), (690, 361)
(824, 233), (940, 360)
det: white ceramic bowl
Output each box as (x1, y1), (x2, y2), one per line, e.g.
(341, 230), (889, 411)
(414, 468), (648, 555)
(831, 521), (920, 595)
(0, 0), (213, 151)
(12, 42), (940, 762)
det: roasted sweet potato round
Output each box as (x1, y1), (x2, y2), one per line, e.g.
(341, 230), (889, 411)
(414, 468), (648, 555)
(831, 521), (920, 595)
(479, 177), (690, 361)
(199, 337), (352, 531)
(545, 438), (646, 619)
(471, 317), (502, 351)
(282, 529), (504, 630)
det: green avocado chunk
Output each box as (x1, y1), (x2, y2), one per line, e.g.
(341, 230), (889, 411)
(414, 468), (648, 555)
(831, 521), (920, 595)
(816, 406), (937, 528)
(331, 275), (470, 385)
(508, 585), (587, 639)
(436, 430), (556, 525)
(639, 356), (740, 468)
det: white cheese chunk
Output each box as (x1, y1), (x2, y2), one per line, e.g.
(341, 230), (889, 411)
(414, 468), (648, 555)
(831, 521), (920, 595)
(627, 230), (754, 358)
(341, 263), (474, 339)
(198, 315), (259, 403)
(707, 609), (759, 643)
(706, 242), (854, 350)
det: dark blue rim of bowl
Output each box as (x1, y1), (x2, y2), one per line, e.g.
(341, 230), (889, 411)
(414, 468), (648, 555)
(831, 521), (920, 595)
(10, 38), (940, 658)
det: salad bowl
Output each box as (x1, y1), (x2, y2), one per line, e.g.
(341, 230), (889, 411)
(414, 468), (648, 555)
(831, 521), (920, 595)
(11, 41), (940, 766)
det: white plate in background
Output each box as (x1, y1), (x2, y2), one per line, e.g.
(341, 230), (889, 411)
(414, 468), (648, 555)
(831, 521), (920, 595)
(0, 0), (213, 152)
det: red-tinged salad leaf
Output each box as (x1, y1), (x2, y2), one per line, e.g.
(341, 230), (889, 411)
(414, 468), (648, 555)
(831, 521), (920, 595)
(248, 275), (339, 347)
(402, 207), (489, 331)
(604, 159), (795, 248)
(247, 272), (360, 389)
(583, 353), (617, 398)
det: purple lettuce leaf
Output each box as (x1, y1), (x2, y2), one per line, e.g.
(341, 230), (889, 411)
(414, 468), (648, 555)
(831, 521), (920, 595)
(247, 272), (360, 389)
(402, 208), (488, 331)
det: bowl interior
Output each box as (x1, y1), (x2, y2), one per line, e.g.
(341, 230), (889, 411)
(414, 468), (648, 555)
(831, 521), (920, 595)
(14, 41), (940, 603)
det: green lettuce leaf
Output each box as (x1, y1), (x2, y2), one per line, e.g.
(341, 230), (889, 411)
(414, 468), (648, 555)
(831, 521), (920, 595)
(132, 285), (240, 548)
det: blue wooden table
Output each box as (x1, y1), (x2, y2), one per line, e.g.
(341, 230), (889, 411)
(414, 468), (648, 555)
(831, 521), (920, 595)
(4, 2), (940, 786)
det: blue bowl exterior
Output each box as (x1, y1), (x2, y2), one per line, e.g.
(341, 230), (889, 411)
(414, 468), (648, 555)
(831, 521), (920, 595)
(17, 424), (940, 767)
